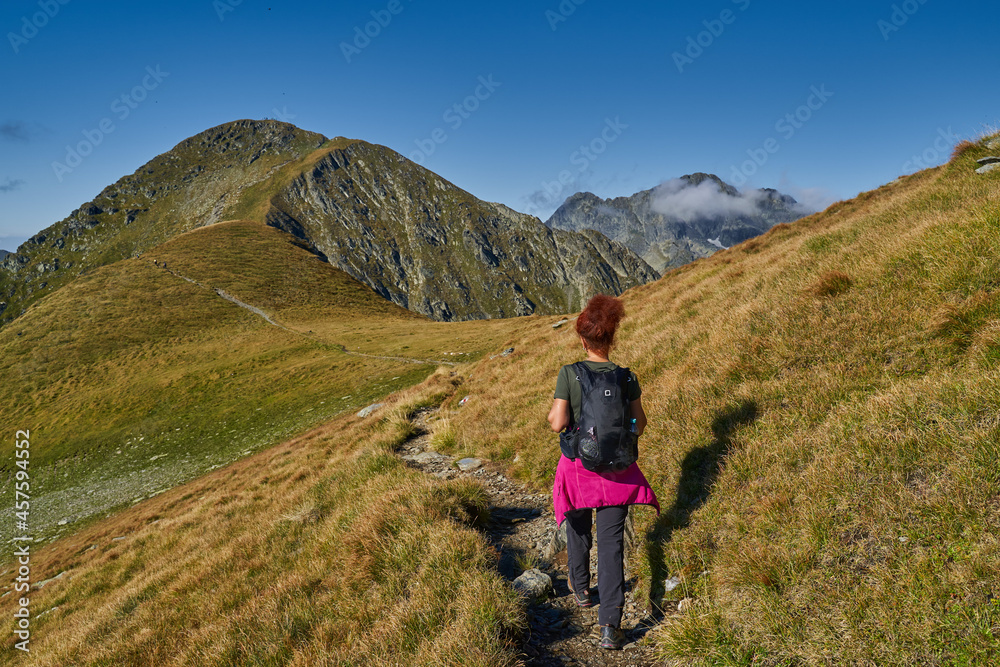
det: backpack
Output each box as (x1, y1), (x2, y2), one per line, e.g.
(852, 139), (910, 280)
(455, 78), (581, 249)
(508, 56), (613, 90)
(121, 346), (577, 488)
(558, 362), (638, 472)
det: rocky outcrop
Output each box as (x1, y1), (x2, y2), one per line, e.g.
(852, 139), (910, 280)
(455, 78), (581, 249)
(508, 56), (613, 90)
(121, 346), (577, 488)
(265, 141), (657, 320)
(546, 173), (806, 273)
(1, 120), (656, 326)
(976, 156), (1000, 175)
(0, 120), (327, 325)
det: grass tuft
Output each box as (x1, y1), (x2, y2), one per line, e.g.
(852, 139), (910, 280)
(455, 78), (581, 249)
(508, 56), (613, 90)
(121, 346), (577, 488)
(811, 270), (853, 297)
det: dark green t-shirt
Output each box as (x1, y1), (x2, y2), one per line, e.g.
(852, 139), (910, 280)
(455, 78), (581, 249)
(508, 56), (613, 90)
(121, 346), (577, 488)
(554, 361), (641, 427)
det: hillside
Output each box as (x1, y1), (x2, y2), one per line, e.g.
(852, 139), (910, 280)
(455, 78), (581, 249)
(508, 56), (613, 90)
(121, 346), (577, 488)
(0, 120), (656, 326)
(547, 173), (804, 272)
(0, 220), (530, 544)
(435, 136), (1000, 663)
(3, 132), (999, 665)
(0, 120), (327, 325)
(0, 375), (526, 665)
(265, 140), (658, 320)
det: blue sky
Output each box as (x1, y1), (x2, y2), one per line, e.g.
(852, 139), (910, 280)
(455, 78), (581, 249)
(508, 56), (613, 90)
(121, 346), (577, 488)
(1, 0), (998, 251)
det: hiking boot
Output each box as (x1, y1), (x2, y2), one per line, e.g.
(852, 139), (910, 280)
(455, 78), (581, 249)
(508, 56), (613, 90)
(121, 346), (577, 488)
(568, 581), (594, 607)
(571, 588), (594, 607)
(599, 625), (625, 650)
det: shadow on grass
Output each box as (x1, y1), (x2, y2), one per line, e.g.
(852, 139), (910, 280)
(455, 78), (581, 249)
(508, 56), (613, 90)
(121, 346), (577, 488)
(645, 400), (758, 617)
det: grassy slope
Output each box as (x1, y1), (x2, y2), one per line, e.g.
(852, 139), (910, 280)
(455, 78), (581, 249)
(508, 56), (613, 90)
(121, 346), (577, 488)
(436, 137), (1000, 664)
(0, 220), (524, 545)
(0, 121), (327, 327)
(4, 135), (999, 665)
(0, 373), (524, 665)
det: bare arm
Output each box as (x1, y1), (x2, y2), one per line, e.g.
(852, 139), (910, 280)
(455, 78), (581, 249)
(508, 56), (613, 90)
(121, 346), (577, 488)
(630, 396), (647, 436)
(548, 398), (570, 432)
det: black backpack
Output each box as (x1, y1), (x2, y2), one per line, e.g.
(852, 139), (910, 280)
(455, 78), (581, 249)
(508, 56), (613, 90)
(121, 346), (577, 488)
(559, 362), (638, 472)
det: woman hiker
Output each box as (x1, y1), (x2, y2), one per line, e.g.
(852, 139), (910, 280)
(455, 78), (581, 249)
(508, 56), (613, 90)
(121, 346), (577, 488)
(547, 294), (660, 651)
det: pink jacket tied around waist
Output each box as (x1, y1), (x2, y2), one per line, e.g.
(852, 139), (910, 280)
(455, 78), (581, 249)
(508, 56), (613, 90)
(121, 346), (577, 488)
(552, 454), (660, 526)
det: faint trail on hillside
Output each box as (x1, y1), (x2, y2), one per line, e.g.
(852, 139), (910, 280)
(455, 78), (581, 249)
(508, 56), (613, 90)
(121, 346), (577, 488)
(334, 345), (456, 367)
(147, 259), (456, 367)
(397, 407), (658, 666)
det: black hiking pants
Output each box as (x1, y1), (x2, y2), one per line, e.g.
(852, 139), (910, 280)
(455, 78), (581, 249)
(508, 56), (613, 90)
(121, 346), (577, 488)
(564, 505), (628, 627)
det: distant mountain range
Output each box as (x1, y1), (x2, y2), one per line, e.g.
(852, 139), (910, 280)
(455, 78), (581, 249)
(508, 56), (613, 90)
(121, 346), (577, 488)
(0, 250), (9, 262)
(0, 121), (809, 328)
(0, 120), (655, 325)
(546, 173), (807, 273)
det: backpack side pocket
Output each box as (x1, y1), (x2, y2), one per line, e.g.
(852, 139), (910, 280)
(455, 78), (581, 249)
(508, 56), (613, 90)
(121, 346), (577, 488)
(559, 427), (579, 460)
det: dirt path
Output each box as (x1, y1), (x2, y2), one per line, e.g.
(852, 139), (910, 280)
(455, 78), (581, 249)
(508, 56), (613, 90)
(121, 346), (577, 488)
(147, 259), (455, 366)
(399, 408), (661, 666)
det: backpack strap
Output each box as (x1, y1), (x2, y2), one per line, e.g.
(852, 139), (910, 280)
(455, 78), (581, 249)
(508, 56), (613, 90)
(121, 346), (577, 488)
(572, 361), (596, 394)
(574, 362), (630, 392)
(615, 366), (632, 396)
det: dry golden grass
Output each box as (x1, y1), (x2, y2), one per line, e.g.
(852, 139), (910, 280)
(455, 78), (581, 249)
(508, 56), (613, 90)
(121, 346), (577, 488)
(809, 270), (853, 297)
(439, 133), (1000, 664)
(0, 220), (531, 544)
(4, 132), (1000, 665)
(0, 370), (523, 665)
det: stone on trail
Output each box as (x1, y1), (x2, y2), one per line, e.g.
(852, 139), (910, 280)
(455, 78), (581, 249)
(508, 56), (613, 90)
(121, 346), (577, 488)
(513, 568), (552, 602)
(406, 451), (450, 465)
(456, 457), (482, 471)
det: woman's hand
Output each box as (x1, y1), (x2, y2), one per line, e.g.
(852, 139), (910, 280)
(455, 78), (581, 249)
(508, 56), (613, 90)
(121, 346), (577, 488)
(547, 398), (570, 432)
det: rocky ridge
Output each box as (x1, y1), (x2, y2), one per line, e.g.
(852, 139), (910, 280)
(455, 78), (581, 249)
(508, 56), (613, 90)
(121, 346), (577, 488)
(266, 141), (658, 320)
(547, 173), (806, 273)
(1, 120), (656, 325)
(0, 120), (326, 325)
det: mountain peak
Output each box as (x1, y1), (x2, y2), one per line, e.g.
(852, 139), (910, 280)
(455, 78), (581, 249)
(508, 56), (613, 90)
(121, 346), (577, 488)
(175, 119), (327, 154)
(547, 174), (806, 272)
(0, 120), (656, 326)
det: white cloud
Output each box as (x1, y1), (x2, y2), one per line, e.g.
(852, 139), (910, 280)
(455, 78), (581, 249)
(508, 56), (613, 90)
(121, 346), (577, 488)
(651, 178), (769, 221)
(776, 176), (839, 214)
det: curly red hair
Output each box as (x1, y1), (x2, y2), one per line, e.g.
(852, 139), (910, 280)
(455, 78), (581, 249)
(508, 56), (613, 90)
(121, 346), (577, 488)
(576, 294), (625, 354)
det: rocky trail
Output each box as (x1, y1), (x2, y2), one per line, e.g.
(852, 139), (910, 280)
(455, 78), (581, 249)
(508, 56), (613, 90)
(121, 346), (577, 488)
(399, 408), (662, 666)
